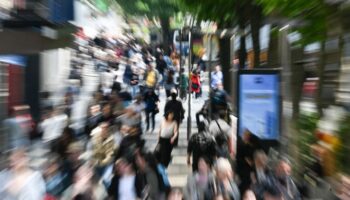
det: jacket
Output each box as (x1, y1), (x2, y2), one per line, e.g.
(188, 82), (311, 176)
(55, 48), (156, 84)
(91, 134), (116, 167)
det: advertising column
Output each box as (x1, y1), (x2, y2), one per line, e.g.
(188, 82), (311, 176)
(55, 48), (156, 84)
(238, 71), (281, 140)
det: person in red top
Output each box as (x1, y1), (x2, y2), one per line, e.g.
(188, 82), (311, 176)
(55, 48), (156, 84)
(191, 69), (201, 99)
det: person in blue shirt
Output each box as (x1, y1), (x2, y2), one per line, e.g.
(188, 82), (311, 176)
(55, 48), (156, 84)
(211, 65), (223, 89)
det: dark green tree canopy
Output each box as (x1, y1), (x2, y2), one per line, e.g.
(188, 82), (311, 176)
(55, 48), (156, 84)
(115, 0), (179, 18)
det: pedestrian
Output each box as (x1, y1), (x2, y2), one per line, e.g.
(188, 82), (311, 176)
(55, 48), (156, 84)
(156, 111), (178, 168)
(144, 89), (160, 134)
(130, 65), (140, 99)
(90, 122), (116, 177)
(61, 164), (107, 200)
(185, 157), (215, 200)
(251, 150), (274, 198)
(135, 151), (162, 200)
(191, 69), (201, 99)
(156, 54), (168, 86)
(167, 188), (183, 200)
(164, 70), (176, 98)
(236, 130), (261, 194)
(2, 108), (31, 151)
(144, 62), (160, 90)
(51, 126), (76, 158)
(115, 126), (143, 160)
(123, 59), (133, 86)
(187, 121), (216, 172)
(110, 92), (124, 117)
(164, 89), (185, 146)
(272, 157), (301, 200)
(97, 103), (114, 125)
(209, 111), (235, 159)
(205, 158), (240, 200)
(108, 157), (146, 200)
(211, 65), (223, 90)
(0, 149), (46, 200)
(85, 104), (102, 137)
(40, 107), (68, 143)
(179, 68), (188, 100)
(43, 154), (68, 197)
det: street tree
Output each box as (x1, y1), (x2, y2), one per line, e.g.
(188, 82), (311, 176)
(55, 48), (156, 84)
(115, 0), (179, 54)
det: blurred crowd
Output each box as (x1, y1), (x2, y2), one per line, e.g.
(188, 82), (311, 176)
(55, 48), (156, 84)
(0, 32), (304, 200)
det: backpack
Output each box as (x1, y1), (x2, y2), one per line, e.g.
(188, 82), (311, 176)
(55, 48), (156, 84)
(214, 120), (228, 146)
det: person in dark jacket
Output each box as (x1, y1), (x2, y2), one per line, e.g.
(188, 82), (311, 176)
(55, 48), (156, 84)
(144, 89), (160, 133)
(108, 157), (146, 200)
(187, 122), (216, 172)
(164, 90), (185, 146)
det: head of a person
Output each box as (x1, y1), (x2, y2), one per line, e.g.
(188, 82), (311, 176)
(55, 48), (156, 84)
(216, 158), (233, 181)
(99, 122), (110, 139)
(116, 157), (135, 176)
(164, 111), (174, 121)
(135, 94), (143, 103)
(102, 103), (111, 116)
(61, 127), (75, 142)
(120, 125), (130, 136)
(170, 89), (177, 100)
(215, 65), (221, 72)
(275, 157), (292, 180)
(254, 150), (268, 169)
(89, 104), (101, 116)
(198, 121), (206, 132)
(243, 190), (257, 200)
(242, 129), (252, 144)
(66, 142), (84, 162)
(9, 149), (29, 171)
(167, 187), (183, 200)
(198, 157), (211, 175)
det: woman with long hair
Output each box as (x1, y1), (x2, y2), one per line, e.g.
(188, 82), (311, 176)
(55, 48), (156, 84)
(157, 112), (178, 168)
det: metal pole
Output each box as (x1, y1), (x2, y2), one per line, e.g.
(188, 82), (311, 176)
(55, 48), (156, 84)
(208, 34), (213, 120)
(179, 29), (183, 98)
(187, 29), (192, 140)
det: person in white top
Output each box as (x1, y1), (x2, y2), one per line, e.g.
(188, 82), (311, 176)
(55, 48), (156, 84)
(40, 107), (68, 142)
(0, 149), (46, 200)
(157, 111), (178, 168)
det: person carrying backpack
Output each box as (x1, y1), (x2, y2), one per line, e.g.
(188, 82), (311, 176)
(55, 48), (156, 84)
(209, 111), (234, 159)
(187, 121), (217, 172)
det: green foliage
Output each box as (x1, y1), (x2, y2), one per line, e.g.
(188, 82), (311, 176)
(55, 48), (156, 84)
(115, 0), (179, 18)
(335, 115), (350, 175)
(296, 113), (319, 165)
(258, 0), (329, 45)
(178, 0), (237, 27)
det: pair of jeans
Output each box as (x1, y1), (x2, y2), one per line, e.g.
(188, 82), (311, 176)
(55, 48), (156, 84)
(146, 110), (156, 131)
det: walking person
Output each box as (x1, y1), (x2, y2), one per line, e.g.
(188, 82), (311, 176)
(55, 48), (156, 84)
(164, 90), (185, 146)
(164, 70), (176, 98)
(191, 69), (201, 99)
(185, 157), (215, 200)
(211, 65), (223, 90)
(130, 66), (140, 99)
(144, 89), (160, 134)
(144, 63), (160, 91)
(156, 111), (178, 168)
(187, 121), (217, 172)
(179, 68), (188, 101)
